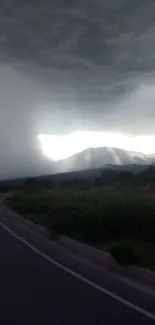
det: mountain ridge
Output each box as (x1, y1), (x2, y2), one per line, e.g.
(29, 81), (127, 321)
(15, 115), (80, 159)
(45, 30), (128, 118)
(55, 146), (153, 173)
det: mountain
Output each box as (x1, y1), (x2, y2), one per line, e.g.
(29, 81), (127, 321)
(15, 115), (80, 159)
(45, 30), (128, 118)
(0, 147), (152, 185)
(46, 164), (147, 183)
(149, 153), (155, 162)
(56, 147), (152, 173)
(1, 147), (153, 182)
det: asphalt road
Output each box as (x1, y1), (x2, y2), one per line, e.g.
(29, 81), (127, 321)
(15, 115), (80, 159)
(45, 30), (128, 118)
(0, 211), (155, 324)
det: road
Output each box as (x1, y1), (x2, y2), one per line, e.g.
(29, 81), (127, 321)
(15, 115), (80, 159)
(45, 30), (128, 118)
(0, 210), (155, 324)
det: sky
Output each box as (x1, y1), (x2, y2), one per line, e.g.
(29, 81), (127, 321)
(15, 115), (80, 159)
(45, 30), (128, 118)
(1, 0), (155, 177)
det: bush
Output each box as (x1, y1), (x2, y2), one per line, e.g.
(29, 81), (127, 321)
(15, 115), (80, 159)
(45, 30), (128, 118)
(7, 189), (155, 245)
(110, 240), (136, 265)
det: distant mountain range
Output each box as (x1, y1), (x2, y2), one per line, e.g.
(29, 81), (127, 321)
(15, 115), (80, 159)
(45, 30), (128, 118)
(55, 147), (154, 174)
(1, 147), (154, 182)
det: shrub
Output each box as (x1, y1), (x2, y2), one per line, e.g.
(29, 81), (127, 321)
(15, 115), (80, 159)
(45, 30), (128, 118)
(7, 190), (155, 246)
(110, 240), (136, 265)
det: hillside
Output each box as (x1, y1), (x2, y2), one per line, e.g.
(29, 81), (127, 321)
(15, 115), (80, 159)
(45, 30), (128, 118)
(0, 147), (154, 185)
(56, 147), (152, 173)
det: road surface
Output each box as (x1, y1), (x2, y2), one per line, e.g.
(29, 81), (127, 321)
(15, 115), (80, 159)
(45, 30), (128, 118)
(0, 210), (155, 324)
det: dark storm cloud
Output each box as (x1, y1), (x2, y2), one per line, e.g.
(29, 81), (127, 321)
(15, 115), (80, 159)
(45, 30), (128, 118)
(1, 1), (155, 77)
(0, 0), (155, 177)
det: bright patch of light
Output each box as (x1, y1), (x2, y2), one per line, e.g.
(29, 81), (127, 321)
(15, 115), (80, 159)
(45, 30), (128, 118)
(38, 131), (155, 161)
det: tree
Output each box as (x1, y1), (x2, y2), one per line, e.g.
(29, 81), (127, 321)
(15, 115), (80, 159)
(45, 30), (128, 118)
(24, 177), (40, 190)
(40, 179), (54, 189)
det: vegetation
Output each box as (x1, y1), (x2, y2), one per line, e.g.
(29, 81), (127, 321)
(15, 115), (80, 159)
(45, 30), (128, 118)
(110, 240), (136, 265)
(4, 165), (155, 268)
(1, 164), (155, 192)
(5, 185), (155, 268)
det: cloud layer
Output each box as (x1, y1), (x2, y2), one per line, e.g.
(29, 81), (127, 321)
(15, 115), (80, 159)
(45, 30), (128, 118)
(0, 0), (155, 177)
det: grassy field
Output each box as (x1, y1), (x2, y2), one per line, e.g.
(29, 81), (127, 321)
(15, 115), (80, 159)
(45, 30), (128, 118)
(6, 187), (155, 269)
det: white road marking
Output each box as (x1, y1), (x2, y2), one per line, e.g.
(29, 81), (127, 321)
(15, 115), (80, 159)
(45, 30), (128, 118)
(1, 221), (155, 321)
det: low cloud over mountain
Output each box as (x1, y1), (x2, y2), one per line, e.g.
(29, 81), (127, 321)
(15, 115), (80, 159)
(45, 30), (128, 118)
(0, 1), (155, 177)
(56, 147), (153, 173)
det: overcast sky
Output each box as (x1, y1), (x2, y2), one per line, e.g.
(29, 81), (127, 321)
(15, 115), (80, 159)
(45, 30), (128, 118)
(1, 0), (155, 178)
